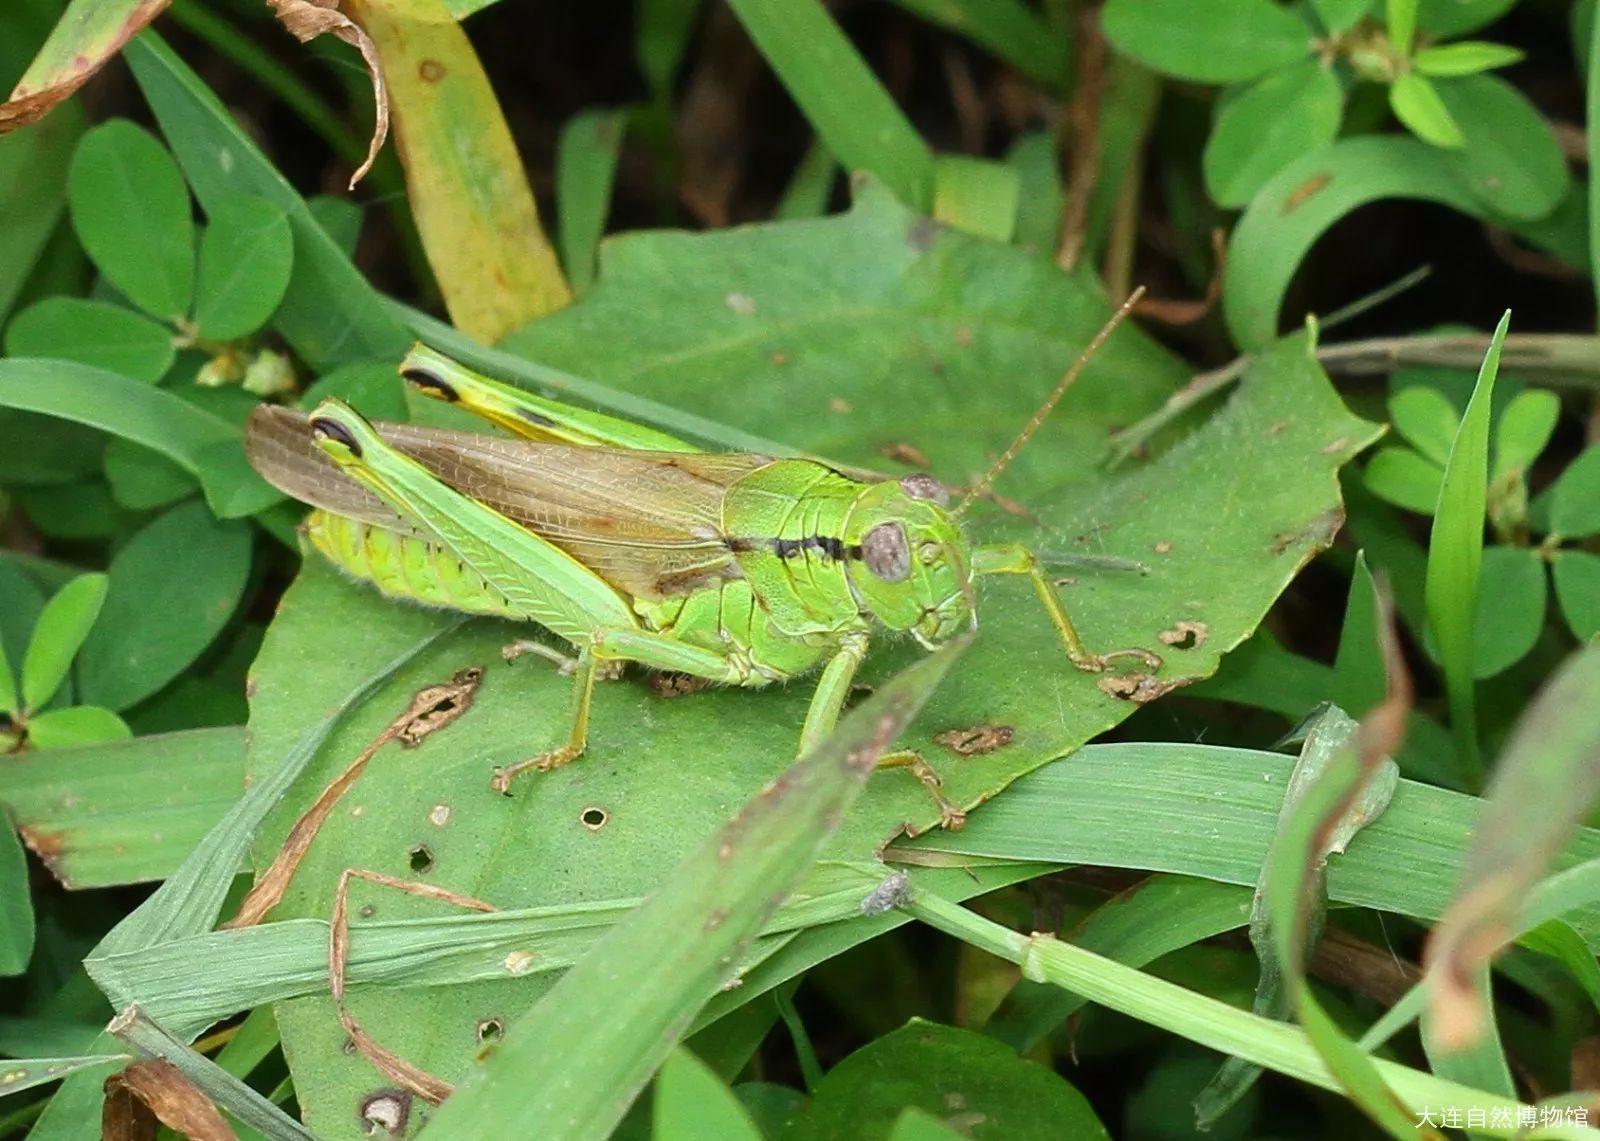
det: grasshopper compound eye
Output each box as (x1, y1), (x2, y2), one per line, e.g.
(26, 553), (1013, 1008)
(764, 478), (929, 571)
(862, 523), (911, 582)
(309, 417), (363, 457)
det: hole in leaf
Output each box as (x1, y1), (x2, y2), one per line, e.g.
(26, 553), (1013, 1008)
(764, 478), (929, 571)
(408, 845), (434, 873)
(359, 1089), (411, 1136)
(476, 1017), (504, 1044)
(580, 807), (608, 831)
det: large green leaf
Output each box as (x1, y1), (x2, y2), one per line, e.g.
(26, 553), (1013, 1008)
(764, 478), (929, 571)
(241, 188), (1377, 1135)
(784, 1020), (1109, 1140)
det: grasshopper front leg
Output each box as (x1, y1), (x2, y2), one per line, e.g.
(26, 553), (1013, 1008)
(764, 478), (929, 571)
(972, 543), (1161, 672)
(795, 630), (966, 829)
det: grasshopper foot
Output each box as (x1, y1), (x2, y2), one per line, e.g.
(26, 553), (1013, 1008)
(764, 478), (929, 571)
(877, 749), (966, 831)
(491, 745), (583, 795)
(1069, 646), (1163, 673)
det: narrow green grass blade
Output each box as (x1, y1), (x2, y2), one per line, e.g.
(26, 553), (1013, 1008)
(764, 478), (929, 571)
(896, 742), (1600, 949)
(775, 139), (836, 220)
(422, 640), (967, 1141)
(1589, 8), (1600, 295)
(887, 0), (1067, 87)
(724, 0), (933, 209)
(0, 1055), (130, 1098)
(0, 820), (32, 976)
(1333, 554), (1385, 717)
(1424, 312), (1510, 781)
(556, 108), (628, 294)
(1259, 714), (1416, 1135)
(0, 359), (255, 517)
(88, 863), (1032, 1037)
(0, 727), (245, 889)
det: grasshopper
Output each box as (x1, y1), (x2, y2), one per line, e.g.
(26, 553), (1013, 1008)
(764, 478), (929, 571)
(245, 297), (1160, 825)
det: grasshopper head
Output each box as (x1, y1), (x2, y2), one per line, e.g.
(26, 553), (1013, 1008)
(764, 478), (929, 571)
(845, 475), (974, 648)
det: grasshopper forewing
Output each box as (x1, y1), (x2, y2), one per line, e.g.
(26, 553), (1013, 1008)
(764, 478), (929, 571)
(246, 305), (1161, 826)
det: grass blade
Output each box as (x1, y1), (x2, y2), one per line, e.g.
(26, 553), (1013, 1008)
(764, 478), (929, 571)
(556, 108), (628, 293)
(0, 727), (244, 889)
(1424, 311), (1510, 782)
(724, 0), (933, 209)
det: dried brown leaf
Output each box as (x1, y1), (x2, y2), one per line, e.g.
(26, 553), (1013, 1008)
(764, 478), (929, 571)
(104, 1060), (236, 1141)
(0, 0), (173, 134)
(329, 868), (496, 1105)
(264, 0), (387, 186)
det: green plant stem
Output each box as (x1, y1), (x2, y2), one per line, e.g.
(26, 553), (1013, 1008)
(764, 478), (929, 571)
(1104, 333), (1600, 468)
(773, 986), (825, 1092)
(903, 891), (1590, 1139)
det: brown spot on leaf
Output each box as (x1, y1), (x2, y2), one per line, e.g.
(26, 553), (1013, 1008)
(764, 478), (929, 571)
(397, 667), (484, 747)
(417, 58), (446, 82)
(1270, 508), (1345, 556)
(933, 725), (1015, 757)
(1282, 172), (1333, 214)
(1158, 621), (1209, 650)
(829, 397), (853, 414)
(724, 292), (756, 315)
(1097, 673), (1194, 703)
(953, 327), (974, 346)
(1153, 541), (1173, 554)
(1267, 419), (1290, 436)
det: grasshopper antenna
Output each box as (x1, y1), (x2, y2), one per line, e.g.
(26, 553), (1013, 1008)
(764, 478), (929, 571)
(953, 286), (1146, 518)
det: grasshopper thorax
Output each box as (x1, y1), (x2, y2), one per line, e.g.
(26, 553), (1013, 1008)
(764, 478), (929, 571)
(843, 475), (974, 649)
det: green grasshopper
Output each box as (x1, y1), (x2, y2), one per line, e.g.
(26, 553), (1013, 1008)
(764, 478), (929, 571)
(245, 298), (1160, 825)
